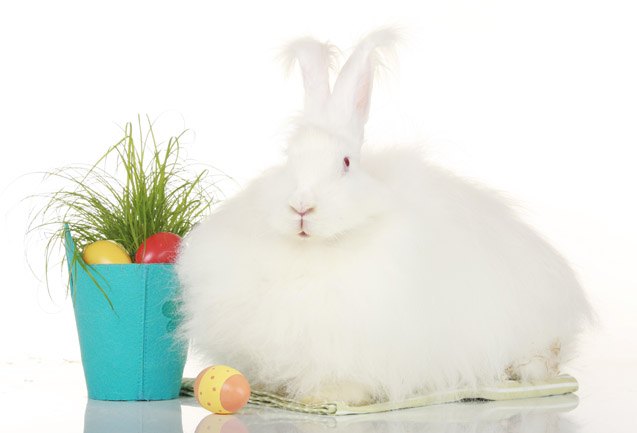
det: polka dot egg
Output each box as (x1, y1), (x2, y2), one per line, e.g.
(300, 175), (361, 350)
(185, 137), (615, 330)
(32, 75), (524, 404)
(194, 365), (251, 414)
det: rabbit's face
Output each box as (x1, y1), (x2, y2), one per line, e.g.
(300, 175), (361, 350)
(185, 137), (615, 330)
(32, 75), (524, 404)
(262, 30), (397, 240)
(267, 126), (387, 241)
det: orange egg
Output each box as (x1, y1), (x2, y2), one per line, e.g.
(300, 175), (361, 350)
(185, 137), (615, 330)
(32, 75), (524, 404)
(194, 365), (251, 414)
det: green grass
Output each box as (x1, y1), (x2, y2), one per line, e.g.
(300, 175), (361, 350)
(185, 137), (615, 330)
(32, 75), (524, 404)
(28, 115), (224, 305)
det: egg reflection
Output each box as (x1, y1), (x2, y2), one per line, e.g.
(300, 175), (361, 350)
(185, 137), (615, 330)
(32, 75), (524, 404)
(195, 414), (249, 433)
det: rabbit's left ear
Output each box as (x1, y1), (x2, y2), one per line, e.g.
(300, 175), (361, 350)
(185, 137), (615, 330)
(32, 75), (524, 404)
(282, 37), (337, 120)
(330, 28), (400, 140)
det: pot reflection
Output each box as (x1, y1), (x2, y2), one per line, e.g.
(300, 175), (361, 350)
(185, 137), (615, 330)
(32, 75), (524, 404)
(84, 399), (183, 433)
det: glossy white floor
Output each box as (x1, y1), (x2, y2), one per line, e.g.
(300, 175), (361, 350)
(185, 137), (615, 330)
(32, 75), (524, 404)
(2, 335), (634, 433)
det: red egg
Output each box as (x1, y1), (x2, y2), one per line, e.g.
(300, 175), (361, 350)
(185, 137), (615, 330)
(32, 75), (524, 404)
(135, 232), (182, 263)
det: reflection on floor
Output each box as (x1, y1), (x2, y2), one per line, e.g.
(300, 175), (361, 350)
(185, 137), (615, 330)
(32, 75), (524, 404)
(84, 393), (579, 433)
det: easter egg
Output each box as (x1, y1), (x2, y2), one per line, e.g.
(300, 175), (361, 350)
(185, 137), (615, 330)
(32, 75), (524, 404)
(135, 232), (181, 264)
(194, 365), (251, 414)
(82, 240), (132, 264)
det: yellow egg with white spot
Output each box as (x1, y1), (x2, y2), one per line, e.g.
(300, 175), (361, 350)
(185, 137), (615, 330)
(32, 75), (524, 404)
(82, 240), (132, 264)
(194, 365), (251, 414)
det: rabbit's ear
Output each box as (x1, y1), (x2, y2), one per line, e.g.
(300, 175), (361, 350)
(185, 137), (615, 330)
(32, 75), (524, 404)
(281, 37), (338, 119)
(330, 28), (400, 139)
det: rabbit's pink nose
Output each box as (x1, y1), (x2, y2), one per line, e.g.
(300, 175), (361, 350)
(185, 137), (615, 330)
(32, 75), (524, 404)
(289, 204), (315, 216)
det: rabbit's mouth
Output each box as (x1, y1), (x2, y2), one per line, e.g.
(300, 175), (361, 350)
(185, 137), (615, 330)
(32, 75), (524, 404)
(298, 231), (310, 238)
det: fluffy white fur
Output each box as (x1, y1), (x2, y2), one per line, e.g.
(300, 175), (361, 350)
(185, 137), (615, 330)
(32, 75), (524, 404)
(176, 29), (593, 404)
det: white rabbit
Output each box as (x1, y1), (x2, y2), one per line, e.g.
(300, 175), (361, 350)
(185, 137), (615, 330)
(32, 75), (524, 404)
(176, 28), (593, 405)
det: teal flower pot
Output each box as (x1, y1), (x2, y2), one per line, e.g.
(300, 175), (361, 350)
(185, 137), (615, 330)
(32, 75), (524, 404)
(64, 226), (187, 401)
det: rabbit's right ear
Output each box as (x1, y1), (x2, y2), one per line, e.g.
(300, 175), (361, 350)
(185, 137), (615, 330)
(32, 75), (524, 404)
(281, 37), (337, 120)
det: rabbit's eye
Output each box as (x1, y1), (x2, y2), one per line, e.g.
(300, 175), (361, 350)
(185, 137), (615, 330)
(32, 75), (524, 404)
(343, 157), (350, 170)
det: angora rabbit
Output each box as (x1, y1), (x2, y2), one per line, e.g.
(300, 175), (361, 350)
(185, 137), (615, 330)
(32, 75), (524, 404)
(176, 29), (592, 405)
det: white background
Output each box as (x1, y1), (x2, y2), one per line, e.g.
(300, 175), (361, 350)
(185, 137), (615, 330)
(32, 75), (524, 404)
(1, 0), (636, 430)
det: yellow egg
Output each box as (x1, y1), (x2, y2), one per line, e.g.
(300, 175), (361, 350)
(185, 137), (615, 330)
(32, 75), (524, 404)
(82, 240), (132, 264)
(194, 365), (251, 414)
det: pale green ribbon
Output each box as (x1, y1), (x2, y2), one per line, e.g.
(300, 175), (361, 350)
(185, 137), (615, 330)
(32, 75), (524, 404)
(181, 374), (578, 416)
